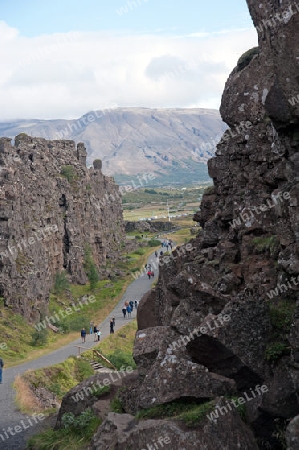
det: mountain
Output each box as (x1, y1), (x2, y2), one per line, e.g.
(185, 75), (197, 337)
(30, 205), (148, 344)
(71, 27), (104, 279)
(0, 108), (226, 185)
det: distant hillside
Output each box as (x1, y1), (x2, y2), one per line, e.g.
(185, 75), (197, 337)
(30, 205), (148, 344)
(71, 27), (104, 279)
(0, 108), (226, 185)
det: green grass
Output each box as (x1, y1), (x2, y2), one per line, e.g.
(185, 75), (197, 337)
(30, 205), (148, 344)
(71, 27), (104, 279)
(264, 300), (295, 363)
(20, 356), (94, 404)
(252, 235), (279, 256)
(60, 165), (77, 183)
(27, 409), (101, 450)
(136, 400), (214, 427)
(265, 342), (289, 362)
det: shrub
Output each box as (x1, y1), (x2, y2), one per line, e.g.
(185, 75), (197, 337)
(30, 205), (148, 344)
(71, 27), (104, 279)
(148, 239), (161, 247)
(133, 248), (145, 255)
(144, 189), (158, 194)
(93, 159), (102, 170)
(135, 235), (142, 240)
(30, 327), (49, 347)
(265, 342), (289, 362)
(269, 301), (295, 334)
(204, 186), (214, 195)
(61, 165), (76, 182)
(237, 47), (259, 72)
(62, 409), (97, 430)
(105, 348), (136, 370)
(110, 397), (124, 413)
(53, 271), (70, 296)
(252, 235), (279, 256)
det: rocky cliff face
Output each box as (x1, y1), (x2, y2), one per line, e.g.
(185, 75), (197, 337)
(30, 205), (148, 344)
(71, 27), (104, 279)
(88, 0), (299, 448)
(0, 134), (124, 320)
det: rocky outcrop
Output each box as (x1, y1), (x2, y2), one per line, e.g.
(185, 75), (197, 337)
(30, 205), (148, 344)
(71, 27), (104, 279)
(124, 220), (174, 234)
(90, 406), (258, 450)
(94, 0), (299, 448)
(0, 134), (124, 320)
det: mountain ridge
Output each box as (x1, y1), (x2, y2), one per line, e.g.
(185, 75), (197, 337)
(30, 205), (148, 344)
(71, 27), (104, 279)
(0, 107), (226, 183)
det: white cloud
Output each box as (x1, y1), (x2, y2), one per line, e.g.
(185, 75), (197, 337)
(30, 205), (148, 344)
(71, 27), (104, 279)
(0, 22), (258, 120)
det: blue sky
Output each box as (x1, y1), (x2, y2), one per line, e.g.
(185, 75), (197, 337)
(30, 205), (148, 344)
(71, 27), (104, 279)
(1, 0), (253, 36)
(0, 1), (257, 120)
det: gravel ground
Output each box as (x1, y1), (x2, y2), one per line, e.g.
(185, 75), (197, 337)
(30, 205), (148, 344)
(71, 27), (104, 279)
(0, 251), (160, 450)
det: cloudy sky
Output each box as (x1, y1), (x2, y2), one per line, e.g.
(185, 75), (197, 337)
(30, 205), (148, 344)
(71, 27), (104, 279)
(0, 0), (257, 121)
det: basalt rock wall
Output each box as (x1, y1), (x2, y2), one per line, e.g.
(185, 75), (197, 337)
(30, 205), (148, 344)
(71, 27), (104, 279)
(96, 1), (299, 448)
(0, 134), (124, 320)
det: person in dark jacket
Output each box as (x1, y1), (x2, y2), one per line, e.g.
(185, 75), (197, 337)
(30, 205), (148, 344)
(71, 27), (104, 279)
(0, 357), (4, 384)
(110, 318), (115, 334)
(122, 307), (127, 318)
(80, 328), (86, 343)
(93, 324), (98, 342)
(126, 305), (132, 318)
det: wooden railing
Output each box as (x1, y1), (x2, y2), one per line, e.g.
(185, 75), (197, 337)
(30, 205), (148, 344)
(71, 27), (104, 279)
(92, 349), (117, 370)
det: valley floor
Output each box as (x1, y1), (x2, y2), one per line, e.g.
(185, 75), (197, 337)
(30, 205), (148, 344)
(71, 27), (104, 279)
(0, 251), (159, 450)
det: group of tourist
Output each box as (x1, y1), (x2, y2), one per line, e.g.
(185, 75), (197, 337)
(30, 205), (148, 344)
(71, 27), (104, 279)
(145, 263), (155, 279)
(80, 321), (102, 343)
(122, 299), (138, 319)
(161, 239), (173, 251)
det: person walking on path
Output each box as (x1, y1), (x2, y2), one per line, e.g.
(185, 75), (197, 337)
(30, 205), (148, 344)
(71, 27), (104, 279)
(89, 322), (94, 335)
(80, 328), (86, 343)
(0, 357), (4, 384)
(127, 305), (132, 318)
(147, 270), (151, 280)
(122, 306), (127, 319)
(155, 251), (158, 257)
(93, 324), (98, 342)
(135, 300), (138, 309)
(97, 330), (102, 341)
(110, 318), (115, 334)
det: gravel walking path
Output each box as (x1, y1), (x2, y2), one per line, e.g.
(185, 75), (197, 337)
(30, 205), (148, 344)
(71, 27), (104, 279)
(0, 250), (160, 449)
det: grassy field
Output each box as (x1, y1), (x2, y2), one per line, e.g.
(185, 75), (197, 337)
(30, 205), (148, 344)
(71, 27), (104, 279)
(122, 185), (208, 222)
